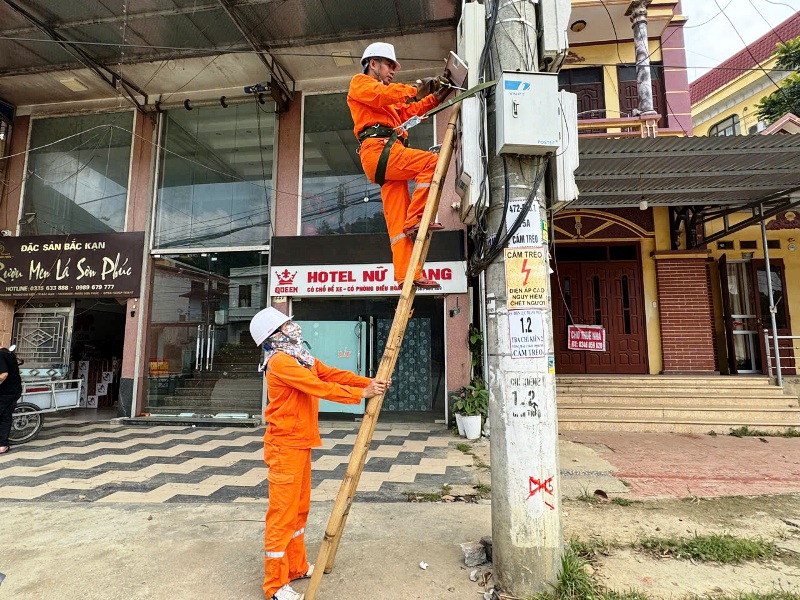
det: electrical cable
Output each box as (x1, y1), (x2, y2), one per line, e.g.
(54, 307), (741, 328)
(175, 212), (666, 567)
(469, 159), (547, 277)
(745, 0), (788, 44)
(711, 0), (792, 104)
(253, 93), (275, 237)
(763, 0), (800, 11)
(598, 0), (626, 64)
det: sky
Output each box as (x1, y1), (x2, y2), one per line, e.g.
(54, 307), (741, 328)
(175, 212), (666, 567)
(681, 0), (800, 81)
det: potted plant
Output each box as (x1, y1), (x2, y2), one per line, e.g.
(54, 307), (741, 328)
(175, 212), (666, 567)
(451, 388), (467, 436)
(452, 380), (489, 440)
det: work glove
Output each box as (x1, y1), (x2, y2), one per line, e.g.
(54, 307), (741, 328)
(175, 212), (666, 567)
(413, 76), (445, 101)
(434, 85), (454, 103)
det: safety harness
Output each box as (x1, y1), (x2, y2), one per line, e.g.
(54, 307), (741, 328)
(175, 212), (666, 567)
(357, 124), (408, 186)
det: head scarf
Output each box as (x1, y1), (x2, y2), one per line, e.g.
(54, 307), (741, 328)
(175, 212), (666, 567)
(260, 321), (315, 371)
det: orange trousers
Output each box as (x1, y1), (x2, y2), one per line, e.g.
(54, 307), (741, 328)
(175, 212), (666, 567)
(360, 139), (438, 283)
(263, 443), (312, 598)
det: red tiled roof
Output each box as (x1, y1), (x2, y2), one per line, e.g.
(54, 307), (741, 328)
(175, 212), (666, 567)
(689, 11), (800, 105)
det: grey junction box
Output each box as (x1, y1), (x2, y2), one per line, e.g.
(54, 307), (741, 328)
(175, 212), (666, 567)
(496, 71), (561, 155)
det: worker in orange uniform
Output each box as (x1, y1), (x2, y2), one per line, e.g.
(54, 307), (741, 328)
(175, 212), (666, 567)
(250, 307), (390, 600)
(348, 42), (452, 289)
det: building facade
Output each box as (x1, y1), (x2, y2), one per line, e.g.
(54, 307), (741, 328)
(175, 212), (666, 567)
(0, 2), (470, 422)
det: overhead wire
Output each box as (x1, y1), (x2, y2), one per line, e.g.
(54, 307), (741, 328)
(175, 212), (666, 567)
(711, 0), (793, 104)
(745, 0), (788, 44)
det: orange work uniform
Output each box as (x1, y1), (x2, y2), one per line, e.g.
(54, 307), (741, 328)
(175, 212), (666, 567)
(262, 352), (370, 599)
(347, 73), (440, 283)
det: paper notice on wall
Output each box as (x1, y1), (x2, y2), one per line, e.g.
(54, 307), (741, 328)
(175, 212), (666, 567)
(508, 309), (546, 358)
(102, 371), (113, 383)
(95, 382), (108, 396)
(505, 199), (544, 248)
(78, 361), (89, 376)
(87, 395), (98, 408)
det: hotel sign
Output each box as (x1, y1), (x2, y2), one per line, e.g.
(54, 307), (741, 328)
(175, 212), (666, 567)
(0, 232), (145, 299)
(269, 261), (468, 297)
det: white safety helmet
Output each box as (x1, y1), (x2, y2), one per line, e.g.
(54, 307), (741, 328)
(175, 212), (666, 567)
(249, 307), (292, 346)
(361, 42), (400, 73)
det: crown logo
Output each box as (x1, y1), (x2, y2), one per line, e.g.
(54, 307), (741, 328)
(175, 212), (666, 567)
(276, 269), (297, 285)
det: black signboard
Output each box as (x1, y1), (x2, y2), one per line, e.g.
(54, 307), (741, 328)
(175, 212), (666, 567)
(0, 232), (145, 299)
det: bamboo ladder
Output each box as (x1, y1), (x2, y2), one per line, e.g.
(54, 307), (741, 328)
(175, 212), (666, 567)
(304, 104), (462, 600)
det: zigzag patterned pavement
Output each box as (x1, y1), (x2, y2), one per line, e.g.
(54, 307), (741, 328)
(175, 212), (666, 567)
(0, 418), (479, 504)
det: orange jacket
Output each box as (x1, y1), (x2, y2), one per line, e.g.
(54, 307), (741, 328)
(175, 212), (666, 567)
(347, 73), (440, 140)
(264, 352), (370, 448)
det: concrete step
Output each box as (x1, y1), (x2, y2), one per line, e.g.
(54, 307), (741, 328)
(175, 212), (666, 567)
(212, 364), (262, 373)
(556, 378), (774, 390)
(174, 384), (262, 397)
(557, 386), (787, 398)
(558, 419), (800, 434)
(148, 403), (261, 414)
(157, 396), (260, 406)
(558, 404), (800, 424)
(556, 375), (773, 385)
(558, 394), (796, 407)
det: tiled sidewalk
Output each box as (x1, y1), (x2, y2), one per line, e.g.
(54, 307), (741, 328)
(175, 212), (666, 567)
(0, 419), (476, 503)
(562, 431), (800, 499)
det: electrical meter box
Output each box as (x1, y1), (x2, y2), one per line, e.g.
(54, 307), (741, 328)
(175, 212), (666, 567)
(538, 0), (571, 72)
(496, 72), (560, 155)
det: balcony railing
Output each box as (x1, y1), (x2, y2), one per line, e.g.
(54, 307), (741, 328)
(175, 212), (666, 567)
(578, 114), (663, 139)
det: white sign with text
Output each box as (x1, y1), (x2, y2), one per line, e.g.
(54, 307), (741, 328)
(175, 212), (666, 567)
(269, 261), (467, 297)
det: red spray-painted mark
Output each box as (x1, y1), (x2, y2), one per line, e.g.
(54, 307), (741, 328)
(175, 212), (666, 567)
(528, 476), (555, 510)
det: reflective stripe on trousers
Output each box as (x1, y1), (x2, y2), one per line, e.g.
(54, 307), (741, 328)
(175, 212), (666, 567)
(263, 443), (312, 598)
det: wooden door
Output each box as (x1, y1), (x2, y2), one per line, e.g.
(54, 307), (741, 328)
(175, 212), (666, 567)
(552, 262), (585, 374)
(559, 67), (605, 129)
(550, 255), (648, 374)
(582, 264), (614, 373)
(608, 262), (647, 373)
(618, 65), (668, 129)
(751, 259), (795, 376)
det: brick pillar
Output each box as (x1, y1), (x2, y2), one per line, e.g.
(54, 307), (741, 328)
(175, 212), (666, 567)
(654, 251), (717, 374)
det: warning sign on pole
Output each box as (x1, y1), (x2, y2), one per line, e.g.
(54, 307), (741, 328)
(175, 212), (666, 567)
(508, 309), (545, 358)
(504, 247), (547, 309)
(505, 200), (544, 248)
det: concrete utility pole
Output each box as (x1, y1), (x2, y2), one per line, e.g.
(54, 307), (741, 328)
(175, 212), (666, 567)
(485, 0), (562, 596)
(628, 0), (657, 116)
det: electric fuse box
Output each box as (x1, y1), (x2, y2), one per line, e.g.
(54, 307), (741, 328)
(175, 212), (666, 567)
(496, 71), (561, 155)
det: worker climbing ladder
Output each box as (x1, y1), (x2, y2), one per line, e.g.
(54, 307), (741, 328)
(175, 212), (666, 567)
(305, 81), (493, 599)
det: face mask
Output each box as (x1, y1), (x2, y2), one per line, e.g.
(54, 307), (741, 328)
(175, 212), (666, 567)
(280, 322), (303, 345)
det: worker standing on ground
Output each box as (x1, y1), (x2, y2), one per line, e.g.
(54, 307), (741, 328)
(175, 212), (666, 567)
(250, 307), (390, 600)
(348, 42), (452, 289)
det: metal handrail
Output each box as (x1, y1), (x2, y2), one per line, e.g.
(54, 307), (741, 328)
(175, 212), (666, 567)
(763, 329), (800, 383)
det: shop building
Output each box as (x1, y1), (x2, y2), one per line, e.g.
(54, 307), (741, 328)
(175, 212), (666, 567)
(0, 2), (469, 423)
(1, 1), (799, 434)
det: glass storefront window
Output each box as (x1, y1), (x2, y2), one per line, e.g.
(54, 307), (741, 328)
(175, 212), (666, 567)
(154, 102), (275, 249)
(301, 93), (434, 236)
(21, 112), (133, 235)
(145, 251), (268, 417)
